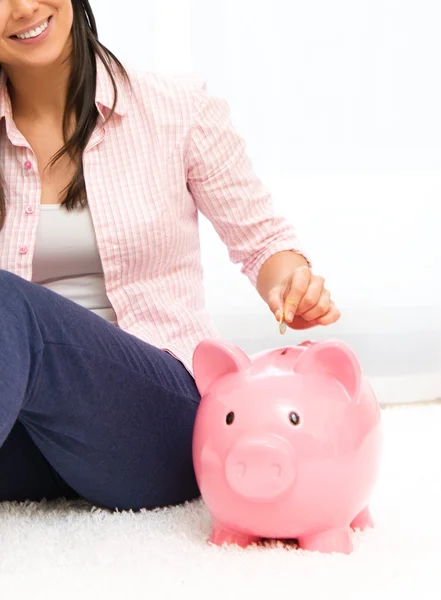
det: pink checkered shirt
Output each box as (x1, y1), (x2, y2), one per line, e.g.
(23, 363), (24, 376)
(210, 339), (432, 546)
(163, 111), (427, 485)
(0, 55), (307, 375)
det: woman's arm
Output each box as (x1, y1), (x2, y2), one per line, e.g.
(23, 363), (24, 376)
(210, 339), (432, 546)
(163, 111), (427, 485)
(185, 80), (308, 285)
(185, 80), (339, 328)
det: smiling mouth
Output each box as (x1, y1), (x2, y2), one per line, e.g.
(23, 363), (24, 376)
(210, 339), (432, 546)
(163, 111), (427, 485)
(10, 15), (53, 40)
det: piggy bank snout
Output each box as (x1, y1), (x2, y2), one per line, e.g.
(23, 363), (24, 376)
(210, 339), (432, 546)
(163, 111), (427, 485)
(225, 437), (296, 502)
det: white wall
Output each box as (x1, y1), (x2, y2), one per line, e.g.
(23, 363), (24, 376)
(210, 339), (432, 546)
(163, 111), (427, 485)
(91, 0), (441, 404)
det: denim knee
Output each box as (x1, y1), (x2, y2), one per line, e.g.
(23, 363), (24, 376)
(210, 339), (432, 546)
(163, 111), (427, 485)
(0, 269), (28, 296)
(0, 269), (24, 307)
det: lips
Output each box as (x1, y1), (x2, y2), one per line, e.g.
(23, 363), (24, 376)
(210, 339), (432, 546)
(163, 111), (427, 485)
(10, 15), (52, 39)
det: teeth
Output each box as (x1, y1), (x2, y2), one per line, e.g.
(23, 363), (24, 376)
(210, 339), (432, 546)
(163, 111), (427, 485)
(16, 19), (49, 39)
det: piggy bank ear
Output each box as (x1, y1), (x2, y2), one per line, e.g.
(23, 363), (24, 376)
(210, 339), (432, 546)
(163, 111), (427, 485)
(294, 340), (362, 401)
(193, 339), (251, 396)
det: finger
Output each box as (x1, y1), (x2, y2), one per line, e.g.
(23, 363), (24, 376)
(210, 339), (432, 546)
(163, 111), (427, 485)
(289, 316), (320, 329)
(315, 302), (341, 325)
(267, 285), (285, 322)
(296, 275), (325, 316)
(301, 288), (332, 322)
(283, 266), (311, 324)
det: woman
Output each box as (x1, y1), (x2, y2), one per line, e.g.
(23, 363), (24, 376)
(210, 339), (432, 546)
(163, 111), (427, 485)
(0, 0), (340, 511)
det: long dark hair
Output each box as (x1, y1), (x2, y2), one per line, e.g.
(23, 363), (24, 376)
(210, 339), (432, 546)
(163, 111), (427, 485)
(0, 0), (132, 231)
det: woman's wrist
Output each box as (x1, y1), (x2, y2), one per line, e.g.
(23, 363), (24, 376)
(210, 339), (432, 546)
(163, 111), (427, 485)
(256, 250), (309, 306)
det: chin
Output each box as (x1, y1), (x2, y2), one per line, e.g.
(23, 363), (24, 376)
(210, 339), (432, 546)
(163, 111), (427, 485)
(19, 41), (71, 69)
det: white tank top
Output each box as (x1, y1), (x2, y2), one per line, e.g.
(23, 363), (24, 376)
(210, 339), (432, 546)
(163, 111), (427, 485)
(32, 204), (117, 325)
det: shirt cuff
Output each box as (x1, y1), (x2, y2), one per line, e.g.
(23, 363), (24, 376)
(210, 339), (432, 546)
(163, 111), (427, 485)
(241, 239), (312, 288)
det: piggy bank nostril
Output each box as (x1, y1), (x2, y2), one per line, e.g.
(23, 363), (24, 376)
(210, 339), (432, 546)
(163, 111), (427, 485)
(226, 412), (235, 425)
(235, 462), (246, 478)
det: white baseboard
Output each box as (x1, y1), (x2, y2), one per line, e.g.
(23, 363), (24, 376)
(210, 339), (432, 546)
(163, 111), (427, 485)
(368, 374), (441, 406)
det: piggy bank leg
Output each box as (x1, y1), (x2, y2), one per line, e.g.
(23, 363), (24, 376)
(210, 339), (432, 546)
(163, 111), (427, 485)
(350, 506), (374, 531)
(208, 524), (261, 549)
(298, 527), (353, 554)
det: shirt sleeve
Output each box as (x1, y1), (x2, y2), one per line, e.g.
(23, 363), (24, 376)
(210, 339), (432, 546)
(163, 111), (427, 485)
(185, 79), (311, 288)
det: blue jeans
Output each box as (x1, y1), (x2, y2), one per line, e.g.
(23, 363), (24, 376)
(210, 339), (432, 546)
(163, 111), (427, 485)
(0, 269), (201, 510)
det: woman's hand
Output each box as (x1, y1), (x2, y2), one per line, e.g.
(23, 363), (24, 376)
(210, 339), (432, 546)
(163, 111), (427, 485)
(268, 265), (340, 330)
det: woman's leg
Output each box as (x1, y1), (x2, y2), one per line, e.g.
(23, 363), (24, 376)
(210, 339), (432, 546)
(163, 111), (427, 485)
(0, 421), (79, 502)
(0, 269), (201, 510)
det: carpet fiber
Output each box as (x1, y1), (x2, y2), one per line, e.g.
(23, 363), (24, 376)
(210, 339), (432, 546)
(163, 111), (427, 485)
(1, 404), (440, 599)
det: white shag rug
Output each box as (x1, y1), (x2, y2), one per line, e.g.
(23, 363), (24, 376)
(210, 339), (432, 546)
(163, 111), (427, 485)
(1, 404), (440, 599)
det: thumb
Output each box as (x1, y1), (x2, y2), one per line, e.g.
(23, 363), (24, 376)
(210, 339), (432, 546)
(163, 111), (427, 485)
(267, 285), (285, 322)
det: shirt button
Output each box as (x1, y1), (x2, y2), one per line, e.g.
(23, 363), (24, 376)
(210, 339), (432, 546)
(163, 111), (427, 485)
(25, 206), (34, 214)
(24, 160), (32, 170)
(19, 246), (28, 255)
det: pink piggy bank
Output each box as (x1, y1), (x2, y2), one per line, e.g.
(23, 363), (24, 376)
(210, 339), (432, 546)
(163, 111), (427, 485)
(192, 338), (382, 554)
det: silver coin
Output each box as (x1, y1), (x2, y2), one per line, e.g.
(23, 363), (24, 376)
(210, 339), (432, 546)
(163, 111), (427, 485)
(279, 320), (287, 335)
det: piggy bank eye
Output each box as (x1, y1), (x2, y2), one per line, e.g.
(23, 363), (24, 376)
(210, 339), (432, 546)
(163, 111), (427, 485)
(289, 411), (300, 426)
(226, 412), (235, 425)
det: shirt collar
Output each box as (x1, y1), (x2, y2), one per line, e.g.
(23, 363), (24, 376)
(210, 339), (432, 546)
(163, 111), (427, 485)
(0, 52), (129, 121)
